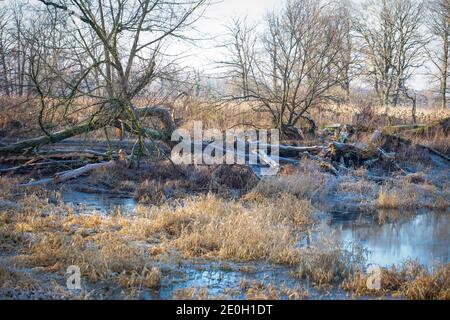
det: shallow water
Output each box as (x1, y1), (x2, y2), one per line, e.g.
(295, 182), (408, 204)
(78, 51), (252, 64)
(145, 260), (349, 300)
(321, 210), (450, 267)
(61, 190), (449, 268)
(61, 190), (137, 214)
(59, 190), (449, 299)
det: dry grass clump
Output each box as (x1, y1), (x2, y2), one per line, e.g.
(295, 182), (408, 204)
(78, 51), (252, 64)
(172, 287), (210, 300)
(0, 263), (37, 291)
(342, 262), (450, 300)
(209, 165), (258, 192)
(117, 266), (161, 289)
(252, 160), (328, 202)
(147, 193), (314, 264)
(377, 181), (450, 210)
(243, 282), (280, 300)
(15, 229), (152, 285)
(0, 176), (23, 200)
(134, 180), (167, 205)
(333, 174), (380, 202)
(0, 189), (160, 290)
(295, 243), (367, 288)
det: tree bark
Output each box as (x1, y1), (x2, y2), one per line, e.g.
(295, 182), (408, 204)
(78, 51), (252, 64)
(0, 106), (175, 155)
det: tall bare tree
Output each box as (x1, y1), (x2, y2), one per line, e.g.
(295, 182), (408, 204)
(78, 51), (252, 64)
(220, 16), (257, 99)
(1, 0), (208, 156)
(354, 0), (427, 107)
(0, 7), (12, 96)
(223, 0), (348, 138)
(427, 0), (450, 109)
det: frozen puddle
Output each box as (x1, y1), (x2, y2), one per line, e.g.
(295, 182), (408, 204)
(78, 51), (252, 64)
(150, 260), (346, 300)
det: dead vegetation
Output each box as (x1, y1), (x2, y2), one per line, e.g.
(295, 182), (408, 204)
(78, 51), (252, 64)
(0, 171), (448, 299)
(295, 243), (367, 289)
(342, 262), (450, 300)
(146, 193), (313, 264)
(0, 175), (315, 298)
(0, 0), (448, 302)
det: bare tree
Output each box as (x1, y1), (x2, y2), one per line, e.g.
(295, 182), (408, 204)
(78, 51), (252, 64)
(426, 0), (450, 109)
(334, 0), (357, 102)
(220, 16), (257, 99)
(223, 0), (348, 138)
(354, 0), (427, 107)
(1, 0), (208, 157)
(0, 7), (12, 96)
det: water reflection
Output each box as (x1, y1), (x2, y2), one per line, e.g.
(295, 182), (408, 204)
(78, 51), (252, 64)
(61, 190), (137, 214)
(60, 190), (449, 268)
(322, 211), (450, 267)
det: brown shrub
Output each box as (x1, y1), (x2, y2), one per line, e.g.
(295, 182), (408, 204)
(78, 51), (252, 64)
(209, 165), (258, 192)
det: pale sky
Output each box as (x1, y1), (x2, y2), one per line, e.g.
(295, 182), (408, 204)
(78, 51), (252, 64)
(183, 0), (431, 90)
(2, 0), (432, 90)
(177, 0), (281, 72)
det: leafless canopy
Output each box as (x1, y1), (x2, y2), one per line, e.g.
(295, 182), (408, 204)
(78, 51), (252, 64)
(222, 0), (351, 137)
(353, 0), (428, 107)
(0, 0), (208, 156)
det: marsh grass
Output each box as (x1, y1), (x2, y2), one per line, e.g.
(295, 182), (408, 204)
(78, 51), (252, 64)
(342, 262), (450, 300)
(0, 263), (37, 291)
(251, 159), (328, 202)
(295, 242), (367, 289)
(147, 193), (314, 264)
(0, 176), (316, 299)
(377, 181), (450, 210)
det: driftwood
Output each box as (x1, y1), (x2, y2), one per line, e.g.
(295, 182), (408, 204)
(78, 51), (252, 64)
(4, 114), (448, 185)
(21, 161), (116, 187)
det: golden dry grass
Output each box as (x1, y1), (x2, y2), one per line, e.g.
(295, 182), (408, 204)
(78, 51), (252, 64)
(342, 262), (450, 300)
(0, 175), (315, 298)
(0, 263), (37, 291)
(251, 158), (328, 202)
(295, 243), (367, 289)
(377, 182), (450, 210)
(146, 193), (314, 264)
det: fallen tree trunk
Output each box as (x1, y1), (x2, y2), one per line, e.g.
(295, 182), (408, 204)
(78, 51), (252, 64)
(379, 132), (450, 163)
(21, 161), (116, 187)
(0, 120), (104, 155)
(0, 106), (175, 156)
(423, 146), (450, 162)
(0, 160), (86, 174)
